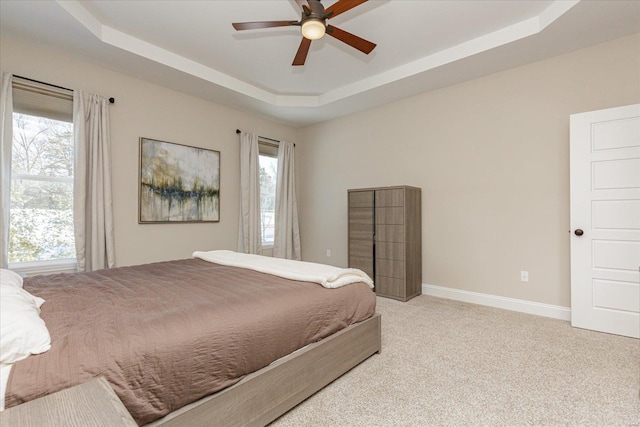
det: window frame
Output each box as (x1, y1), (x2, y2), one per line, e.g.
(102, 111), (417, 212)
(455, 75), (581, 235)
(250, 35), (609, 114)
(8, 79), (77, 275)
(258, 140), (278, 248)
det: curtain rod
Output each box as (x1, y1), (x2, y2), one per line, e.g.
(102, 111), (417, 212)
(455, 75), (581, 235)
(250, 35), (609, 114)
(235, 129), (294, 146)
(14, 75), (115, 104)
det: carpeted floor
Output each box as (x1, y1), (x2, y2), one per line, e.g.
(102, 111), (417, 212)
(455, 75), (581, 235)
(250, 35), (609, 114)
(271, 295), (640, 426)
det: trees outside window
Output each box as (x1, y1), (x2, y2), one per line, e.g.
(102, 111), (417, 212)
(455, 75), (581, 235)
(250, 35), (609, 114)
(258, 151), (277, 246)
(9, 113), (75, 263)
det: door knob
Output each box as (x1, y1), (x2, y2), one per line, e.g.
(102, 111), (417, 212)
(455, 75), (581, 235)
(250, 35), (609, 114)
(574, 229), (584, 236)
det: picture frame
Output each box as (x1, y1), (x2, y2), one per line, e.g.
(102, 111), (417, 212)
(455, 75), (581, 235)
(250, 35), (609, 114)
(139, 137), (220, 223)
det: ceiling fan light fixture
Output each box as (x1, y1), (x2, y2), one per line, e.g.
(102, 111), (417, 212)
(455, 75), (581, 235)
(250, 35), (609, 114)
(301, 18), (325, 40)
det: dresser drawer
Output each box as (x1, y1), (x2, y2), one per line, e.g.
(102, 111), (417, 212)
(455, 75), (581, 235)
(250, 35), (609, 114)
(349, 223), (374, 240)
(375, 258), (405, 279)
(375, 224), (404, 243)
(349, 207), (373, 224)
(375, 241), (404, 261)
(375, 189), (404, 207)
(349, 256), (373, 279)
(375, 276), (405, 299)
(349, 191), (374, 208)
(375, 207), (404, 225)
(350, 240), (373, 258)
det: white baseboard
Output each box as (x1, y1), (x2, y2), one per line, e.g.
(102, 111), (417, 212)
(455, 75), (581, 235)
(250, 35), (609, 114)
(422, 284), (571, 321)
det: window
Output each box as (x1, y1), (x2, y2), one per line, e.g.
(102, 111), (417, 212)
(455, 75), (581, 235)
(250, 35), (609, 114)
(258, 141), (278, 247)
(8, 79), (75, 272)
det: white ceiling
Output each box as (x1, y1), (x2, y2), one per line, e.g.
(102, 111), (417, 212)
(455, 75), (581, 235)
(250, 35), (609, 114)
(1, 0), (639, 127)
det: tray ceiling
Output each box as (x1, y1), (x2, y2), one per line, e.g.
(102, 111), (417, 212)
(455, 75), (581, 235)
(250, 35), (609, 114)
(1, 0), (639, 126)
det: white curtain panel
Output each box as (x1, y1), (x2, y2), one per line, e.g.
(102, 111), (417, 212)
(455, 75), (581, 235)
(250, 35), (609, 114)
(237, 131), (262, 254)
(73, 90), (115, 272)
(273, 140), (301, 260)
(0, 73), (13, 269)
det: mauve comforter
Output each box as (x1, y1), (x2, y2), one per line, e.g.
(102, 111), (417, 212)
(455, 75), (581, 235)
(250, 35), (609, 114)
(5, 258), (376, 425)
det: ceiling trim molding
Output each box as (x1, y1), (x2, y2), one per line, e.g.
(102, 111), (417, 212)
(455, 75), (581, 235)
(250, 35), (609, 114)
(56, 0), (580, 108)
(320, 0), (579, 105)
(55, 0), (278, 105)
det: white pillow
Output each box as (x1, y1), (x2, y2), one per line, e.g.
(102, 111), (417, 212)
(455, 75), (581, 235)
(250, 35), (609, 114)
(0, 284), (51, 364)
(0, 269), (23, 289)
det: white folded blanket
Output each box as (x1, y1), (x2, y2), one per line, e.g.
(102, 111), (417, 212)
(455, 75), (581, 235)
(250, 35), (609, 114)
(193, 250), (374, 289)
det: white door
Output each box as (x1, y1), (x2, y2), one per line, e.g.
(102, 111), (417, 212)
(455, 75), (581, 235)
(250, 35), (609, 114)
(570, 104), (640, 338)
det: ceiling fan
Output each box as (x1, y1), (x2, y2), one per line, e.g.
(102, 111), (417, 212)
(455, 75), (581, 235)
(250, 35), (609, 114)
(232, 0), (376, 66)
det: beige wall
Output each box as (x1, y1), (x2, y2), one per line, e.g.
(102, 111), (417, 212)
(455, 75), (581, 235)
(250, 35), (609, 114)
(0, 36), (297, 267)
(2, 33), (639, 308)
(297, 33), (640, 308)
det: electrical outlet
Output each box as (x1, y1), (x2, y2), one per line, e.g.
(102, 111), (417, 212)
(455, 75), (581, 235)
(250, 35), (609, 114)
(520, 271), (529, 282)
(326, 249), (331, 257)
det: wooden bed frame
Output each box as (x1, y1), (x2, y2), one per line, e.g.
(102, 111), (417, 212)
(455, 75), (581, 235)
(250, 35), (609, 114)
(148, 313), (381, 427)
(0, 312), (380, 427)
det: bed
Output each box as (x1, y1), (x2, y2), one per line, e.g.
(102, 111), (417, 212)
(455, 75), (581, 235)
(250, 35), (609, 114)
(0, 251), (381, 426)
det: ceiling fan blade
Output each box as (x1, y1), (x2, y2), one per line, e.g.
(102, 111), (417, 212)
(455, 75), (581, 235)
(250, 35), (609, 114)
(293, 37), (312, 66)
(323, 0), (367, 19)
(326, 25), (376, 54)
(232, 21), (297, 31)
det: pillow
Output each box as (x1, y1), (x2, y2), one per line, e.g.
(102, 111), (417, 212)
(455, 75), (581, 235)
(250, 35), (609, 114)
(0, 284), (51, 364)
(0, 269), (23, 289)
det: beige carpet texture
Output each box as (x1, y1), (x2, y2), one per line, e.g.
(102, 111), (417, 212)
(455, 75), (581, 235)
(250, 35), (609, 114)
(271, 295), (640, 426)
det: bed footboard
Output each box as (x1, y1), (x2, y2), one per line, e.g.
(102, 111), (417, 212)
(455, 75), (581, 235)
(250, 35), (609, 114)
(149, 313), (381, 427)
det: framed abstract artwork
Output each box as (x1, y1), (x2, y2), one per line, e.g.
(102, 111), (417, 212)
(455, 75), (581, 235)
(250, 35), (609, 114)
(139, 137), (220, 223)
